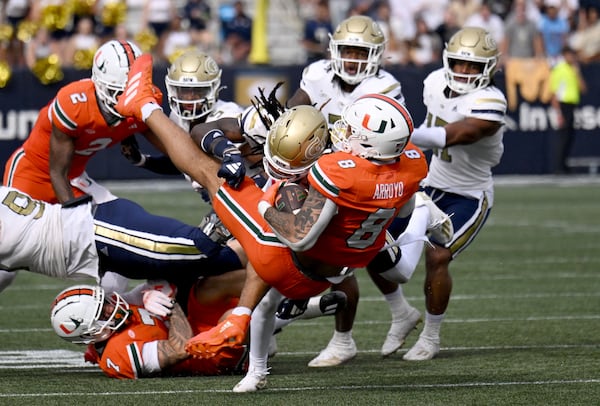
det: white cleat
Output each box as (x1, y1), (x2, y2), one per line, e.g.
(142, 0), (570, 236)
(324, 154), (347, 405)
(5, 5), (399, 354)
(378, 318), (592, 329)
(381, 306), (422, 357)
(415, 192), (453, 245)
(232, 369), (268, 393)
(308, 338), (357, 367)
(402, 335), (440, 361)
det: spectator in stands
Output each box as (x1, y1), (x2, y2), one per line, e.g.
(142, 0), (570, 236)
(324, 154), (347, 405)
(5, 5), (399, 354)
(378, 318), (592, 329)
(409, 14), (442, 66)
(464, 1), (506, 45)
(64, 16), (99, 69)
(434, 7), (461, 49)
(159, 13), (193, 63)
(220, 0), (252, 65)
(374, 1), (409, 66)
(569, 5), (600, 64)
(2, 0), (31, 66)
(443, 0), (478, 26)
(183, 0), (214, 54)
(142, 0), (177, 60)
(538, 0), (570, 65)
(549, 46), (587, 174)
(24, 26), (52, 70)
(500, 0), (545, 67)
(301, 0), (333, 63)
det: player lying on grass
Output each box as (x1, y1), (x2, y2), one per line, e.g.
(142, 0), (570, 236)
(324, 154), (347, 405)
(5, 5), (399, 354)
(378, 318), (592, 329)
(50, 274), (247, 379)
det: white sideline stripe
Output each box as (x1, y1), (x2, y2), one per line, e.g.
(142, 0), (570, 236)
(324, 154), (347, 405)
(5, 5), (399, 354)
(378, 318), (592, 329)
(0, 379), (599, 397)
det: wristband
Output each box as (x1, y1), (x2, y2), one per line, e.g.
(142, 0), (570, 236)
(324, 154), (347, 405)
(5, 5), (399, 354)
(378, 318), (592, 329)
(62, 194), (93, 208)
(411, 126), (446, 149)
(257, 200), (272, 217)
(231, 306), (252, 316)
(141, 103), (162, 122)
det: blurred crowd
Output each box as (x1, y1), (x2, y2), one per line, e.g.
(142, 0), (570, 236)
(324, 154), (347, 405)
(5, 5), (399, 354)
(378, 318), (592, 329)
(1, 0), (599, 78)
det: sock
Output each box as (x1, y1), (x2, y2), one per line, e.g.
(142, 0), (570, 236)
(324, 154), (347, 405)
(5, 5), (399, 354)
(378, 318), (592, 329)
(331, 330), (353, 346)
(420, 311), (445, 341)
(383, 286), (412, 321)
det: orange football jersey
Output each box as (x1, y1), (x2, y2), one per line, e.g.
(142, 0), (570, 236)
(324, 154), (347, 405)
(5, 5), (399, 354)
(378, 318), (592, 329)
(306, 145), (427, 267)
(3, 79), (148, 201)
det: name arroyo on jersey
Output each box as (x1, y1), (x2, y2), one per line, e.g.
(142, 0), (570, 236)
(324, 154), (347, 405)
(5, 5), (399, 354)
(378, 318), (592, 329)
(372, 182), (404, 199)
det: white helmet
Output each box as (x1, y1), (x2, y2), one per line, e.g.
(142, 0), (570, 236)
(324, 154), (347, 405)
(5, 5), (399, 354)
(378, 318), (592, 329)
(92, 40), (142, 118)
(263, 105), (329, 182)
(165, 50), (222, 122)
(443, 27), (499, 94)
(331, 94), (413, 160)
(50, 285), (130, 344)
(329, 15), (386, 85)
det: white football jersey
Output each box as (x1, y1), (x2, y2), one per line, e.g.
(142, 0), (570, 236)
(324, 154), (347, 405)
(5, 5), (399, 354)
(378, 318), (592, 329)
(419, 69), (506, 202)
(169, 99), (244, 133)
(0, 186), (99, 280)
(299, 60), (405, 128)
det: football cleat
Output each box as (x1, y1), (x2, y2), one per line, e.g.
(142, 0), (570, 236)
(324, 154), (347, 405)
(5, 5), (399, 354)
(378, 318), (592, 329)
(186, 313), (250, 358)
(381, 306), (421, 357)
(415, 192), (454, 245)
(402, 335), (440, 361)
(232, 367), (268, 393)
(308, 337), (357, 367)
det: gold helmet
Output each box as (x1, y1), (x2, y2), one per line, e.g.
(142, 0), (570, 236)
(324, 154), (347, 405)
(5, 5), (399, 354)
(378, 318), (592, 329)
(443, 26), (499, 94)
(263, 105), (329, 182)
(328, 15), (385, 85)
(165, 50), (222, 121)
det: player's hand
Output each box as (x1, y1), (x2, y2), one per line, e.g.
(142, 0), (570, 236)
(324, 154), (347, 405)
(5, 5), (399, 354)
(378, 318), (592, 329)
(185, 313), (250, 359)
(121, 136), (146, 166)
(218, 147), (246, 189)
(261, 179), (286, 207)
(142, 289), (175, 317)
(115, 53), (162, 122)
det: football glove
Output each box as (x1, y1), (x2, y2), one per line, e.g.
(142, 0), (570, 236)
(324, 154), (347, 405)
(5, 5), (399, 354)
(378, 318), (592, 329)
(115, 53), (162, 122)
(257, 179), (285, 216)
(201, 129), (246, 189)
(185, 313), (250, 359)
(142, 289), (175, 317)
(121, 135), (148, 166)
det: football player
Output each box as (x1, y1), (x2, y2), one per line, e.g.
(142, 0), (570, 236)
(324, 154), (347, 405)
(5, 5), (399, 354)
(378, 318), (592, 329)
(0, 184), (246, 304)
(285, 15), (415, 367)
(3, 40), (164, 204)
(397, 26), (506, 361)
(50, 275), (247, 379)
(186, 96), (428, 392)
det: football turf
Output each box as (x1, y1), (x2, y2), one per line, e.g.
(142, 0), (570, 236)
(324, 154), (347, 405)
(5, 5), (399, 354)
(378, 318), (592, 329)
(1, 176), (599, 405)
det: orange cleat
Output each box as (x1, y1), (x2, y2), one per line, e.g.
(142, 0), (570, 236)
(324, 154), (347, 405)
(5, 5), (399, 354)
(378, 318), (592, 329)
(186, 313), (250, 359)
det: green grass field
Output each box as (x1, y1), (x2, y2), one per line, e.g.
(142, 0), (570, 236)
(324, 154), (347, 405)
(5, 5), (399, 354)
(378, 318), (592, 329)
(1, 177), (599, 405)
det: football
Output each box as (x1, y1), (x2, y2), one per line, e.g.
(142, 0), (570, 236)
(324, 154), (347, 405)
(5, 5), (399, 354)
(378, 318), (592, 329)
(274, 182), (308, 214)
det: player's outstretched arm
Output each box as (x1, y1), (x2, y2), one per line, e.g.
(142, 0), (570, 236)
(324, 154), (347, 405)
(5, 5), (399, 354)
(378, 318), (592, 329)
(115, 54), (223, 197)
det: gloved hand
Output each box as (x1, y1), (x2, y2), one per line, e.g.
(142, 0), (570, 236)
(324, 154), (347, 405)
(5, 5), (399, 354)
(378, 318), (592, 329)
(121, 136), (146, 166)
(185, 313), (250, 359)
(115, 53), (162, 122)
(257, 179), (285, 216)
(218, 147), (246, 189)
(142, 289), (175, 317)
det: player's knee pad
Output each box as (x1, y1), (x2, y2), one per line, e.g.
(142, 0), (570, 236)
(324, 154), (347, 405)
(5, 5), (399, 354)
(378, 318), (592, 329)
(367, 244), (402, 275)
